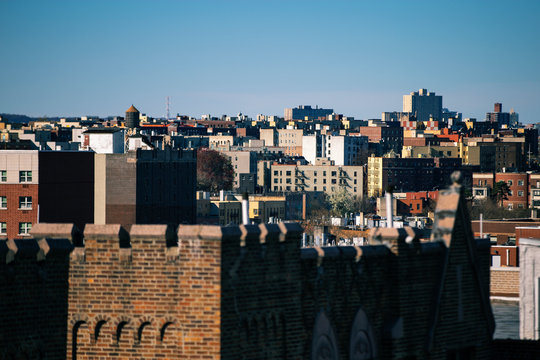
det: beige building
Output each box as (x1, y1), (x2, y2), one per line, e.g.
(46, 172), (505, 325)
(249, 195), (286, 223)
(269, 159), (363, 196)
(209, 135), (235, 150)
(211, 200), (242, 225)
(402, 144), (460, 159)
(221, 150), (258, 189)
(259, 128), (304, 156)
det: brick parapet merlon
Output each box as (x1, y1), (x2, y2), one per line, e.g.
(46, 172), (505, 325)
(369, 226), (419, 255)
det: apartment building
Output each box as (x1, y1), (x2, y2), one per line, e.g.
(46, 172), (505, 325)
(472, 172), (529, 210)
(260, 128), (304, 156)
(302, 133), (368, 166)
(94, 148), (196, 226)
(402, 88), (443, 122)
(367, 156), (463, 197)
(284, 105), (333, 121)
(221, 150), (258, 189)
(402, 144), (460, 159)
(0, 148), (38, 239)
(249, 195), (286, 223)
(269, 160), (363, 196)
(357, 125), (403, 155)
(465, 139), (524, 171)
(209, 134), (235, 150)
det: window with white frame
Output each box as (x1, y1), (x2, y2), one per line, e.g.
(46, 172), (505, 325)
(0, 222), (6, 234)
(19, 171), (32, 183)
(518, 180), (524, 186)
(19, 222), (32, 235)
(0, 196), (6, 209)
(0, 171), (6, 182)
(518, 191), (524, 197)
(19, 196), (32, 209)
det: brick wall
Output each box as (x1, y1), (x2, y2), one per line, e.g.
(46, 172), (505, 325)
(0, 225), (72, 359)
(490, 268), (519, 297)
(0, 182), (496, 360)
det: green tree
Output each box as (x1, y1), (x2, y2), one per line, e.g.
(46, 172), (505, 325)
(328, 188), (355, 216)
(196, 149), (234, 193)
(491, 181), (510, 207)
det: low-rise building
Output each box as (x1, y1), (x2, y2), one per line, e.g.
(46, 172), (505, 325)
(82, 128), (125, 154)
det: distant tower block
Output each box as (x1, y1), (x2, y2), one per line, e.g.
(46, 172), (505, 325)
(125, 104), (140, 128)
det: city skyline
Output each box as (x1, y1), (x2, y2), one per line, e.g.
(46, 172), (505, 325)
(1, 1), (539, 122)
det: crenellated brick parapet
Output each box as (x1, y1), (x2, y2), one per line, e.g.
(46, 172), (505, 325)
(0, 222), (303, 359)
(0, 175), (497, 360)
(0, 224), (75, 360)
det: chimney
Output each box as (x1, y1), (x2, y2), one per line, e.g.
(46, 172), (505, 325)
(242, 192), (249, 225)
(385, 190), (394, 228)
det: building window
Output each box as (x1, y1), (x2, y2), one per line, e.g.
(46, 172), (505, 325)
(518, 191), (524, 197)
(286, 171), (292, 176)
(508, 190), (513, 196)
(507, 180), (513, 186)
(19, 196), (32, 209)
(518, 180), (524, 186)
(0, 196), (6, 209)
(0, 171), (6, 182)
(19, 222), (32, 235)
(0, 222), (5, 235)
(19, 171), (32, 183)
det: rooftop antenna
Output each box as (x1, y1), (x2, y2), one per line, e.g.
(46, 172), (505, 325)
(166, 96), (170, 121)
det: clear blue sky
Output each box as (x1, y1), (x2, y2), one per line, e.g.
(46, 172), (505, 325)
(1, 1), (539, 122)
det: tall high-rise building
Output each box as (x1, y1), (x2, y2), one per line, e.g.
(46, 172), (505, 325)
(402, 89), (442, 122)
(125, 104), (140, 129)
(486, 102), (511, 127)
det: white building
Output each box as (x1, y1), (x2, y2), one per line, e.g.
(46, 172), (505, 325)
(82, 128), (125, 154)
(302, 134), (368, 166)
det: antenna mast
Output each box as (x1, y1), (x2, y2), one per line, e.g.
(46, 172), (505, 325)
(166, 96), (170, 121)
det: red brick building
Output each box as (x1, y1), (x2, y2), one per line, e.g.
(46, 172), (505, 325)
(497, 172), (528, 209)
(396, 190), (439, 215)
(472, 172), (531, 209)
(0, 148), (39, 239)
